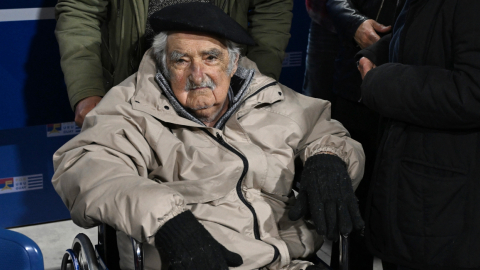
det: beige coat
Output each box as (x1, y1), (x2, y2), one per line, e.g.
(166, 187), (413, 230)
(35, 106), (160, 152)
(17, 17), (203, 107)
(52, 50), (365, 270)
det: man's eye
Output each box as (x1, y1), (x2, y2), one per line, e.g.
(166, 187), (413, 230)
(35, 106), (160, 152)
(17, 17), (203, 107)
(206, 56), (217, 61)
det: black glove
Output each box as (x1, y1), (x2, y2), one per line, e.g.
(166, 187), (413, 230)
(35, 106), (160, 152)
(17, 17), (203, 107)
(289, 154), (364, 241)
(155, 210), (243, 270)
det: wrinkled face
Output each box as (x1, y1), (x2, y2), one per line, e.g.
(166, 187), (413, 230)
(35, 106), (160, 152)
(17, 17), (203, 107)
(166, 32), (237, 126)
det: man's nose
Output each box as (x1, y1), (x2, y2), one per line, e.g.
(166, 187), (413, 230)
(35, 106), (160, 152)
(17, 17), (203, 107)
(190, 61), (205, 84)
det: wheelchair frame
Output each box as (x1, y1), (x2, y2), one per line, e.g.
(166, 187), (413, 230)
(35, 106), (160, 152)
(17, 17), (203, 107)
(60, 224), (349, 270)
(61, 224), (143, 270)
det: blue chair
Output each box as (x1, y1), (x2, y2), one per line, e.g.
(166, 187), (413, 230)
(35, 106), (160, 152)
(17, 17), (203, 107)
(0, 228), (44, 270)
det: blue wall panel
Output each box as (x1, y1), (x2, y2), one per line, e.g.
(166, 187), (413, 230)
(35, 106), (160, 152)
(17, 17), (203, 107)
(0, 123), (80, 228)
(0, 0), (57, 9)
(279, 1), (311, 93)
(0, 17), (73, 130)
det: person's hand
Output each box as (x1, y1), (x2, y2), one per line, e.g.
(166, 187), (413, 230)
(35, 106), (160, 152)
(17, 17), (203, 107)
(357, 57), (376, 80)
(354, 19), (391, 49)
(74, 96), (102, 127)
(289, 154), (364, 241)
(155, 211), (243, 270)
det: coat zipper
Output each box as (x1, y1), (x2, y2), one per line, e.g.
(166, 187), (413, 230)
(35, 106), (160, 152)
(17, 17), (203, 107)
(201, 130), (280, 264)
(375, 0), (385, 21)
(376, 0), (402, 24)
(202, 82), (280, 264)
(244, 82), (277, 102)
(203, 130), (260, 239)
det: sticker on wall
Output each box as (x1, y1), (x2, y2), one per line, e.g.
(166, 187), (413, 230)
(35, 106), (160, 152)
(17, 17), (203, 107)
(282, 51), (303, 68)
(46, 122), (81, 137)
(0, 174), (43, 195)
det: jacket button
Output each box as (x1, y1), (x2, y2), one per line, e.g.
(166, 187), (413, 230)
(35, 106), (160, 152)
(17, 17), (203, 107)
(164, 106), (169, 110)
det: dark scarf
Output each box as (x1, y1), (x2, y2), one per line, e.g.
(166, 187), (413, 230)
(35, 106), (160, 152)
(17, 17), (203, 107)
(389, 0), (412, 63)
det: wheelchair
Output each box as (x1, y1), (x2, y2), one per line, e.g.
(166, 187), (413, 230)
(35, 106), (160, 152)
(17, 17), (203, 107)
(60, 223), (349, 270)
(61, 224), (143, 270)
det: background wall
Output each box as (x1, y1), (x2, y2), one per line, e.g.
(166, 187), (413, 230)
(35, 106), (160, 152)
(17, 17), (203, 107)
(0, 0), (310, 229)
(0, 1), (76, 228)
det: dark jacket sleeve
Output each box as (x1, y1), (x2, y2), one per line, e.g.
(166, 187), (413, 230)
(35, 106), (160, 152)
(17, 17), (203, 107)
(246, 0), (293, 80)
(355, 33), (391, 66)
(361, 1), (480, 129)
(326, 0), (368, 42)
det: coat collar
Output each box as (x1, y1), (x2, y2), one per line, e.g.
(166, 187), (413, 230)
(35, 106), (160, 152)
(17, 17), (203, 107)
(131, 49), (283, 128)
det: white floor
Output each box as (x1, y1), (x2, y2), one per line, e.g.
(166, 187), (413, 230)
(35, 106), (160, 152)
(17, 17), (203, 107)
(9, 220), (383, 270)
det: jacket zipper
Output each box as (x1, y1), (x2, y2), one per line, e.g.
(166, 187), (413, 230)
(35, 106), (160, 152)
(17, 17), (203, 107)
(375, 0), (385, 21)
(202, 130), (280, 264)
(376, 0), (402, 24)
(244, 82), (277, 102)
(203, 130), (260, 239)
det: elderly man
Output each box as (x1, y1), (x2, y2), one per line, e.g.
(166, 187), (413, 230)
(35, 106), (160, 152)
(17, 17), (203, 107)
(55, 0), (293, 127)
(53, 3), (365, 270)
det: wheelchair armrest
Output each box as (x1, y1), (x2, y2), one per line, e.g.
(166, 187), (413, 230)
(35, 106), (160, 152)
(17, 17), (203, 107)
(131, 237), (144, 270)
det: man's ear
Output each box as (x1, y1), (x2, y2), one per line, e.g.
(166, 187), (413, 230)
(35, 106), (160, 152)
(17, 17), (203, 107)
(230, 55), (239, 77)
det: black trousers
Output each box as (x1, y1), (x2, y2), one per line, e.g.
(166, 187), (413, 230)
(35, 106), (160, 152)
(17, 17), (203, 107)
(330, 97), (381, 270)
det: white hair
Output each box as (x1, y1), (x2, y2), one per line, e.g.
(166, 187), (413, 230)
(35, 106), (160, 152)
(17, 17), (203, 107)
(152, 31), (241, 79)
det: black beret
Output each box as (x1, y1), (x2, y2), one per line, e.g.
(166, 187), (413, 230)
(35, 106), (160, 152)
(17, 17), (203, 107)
(149, 2), (255, 46)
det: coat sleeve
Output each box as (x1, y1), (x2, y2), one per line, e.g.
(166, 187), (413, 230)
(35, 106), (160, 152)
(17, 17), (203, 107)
(55, 0), (108, 110)
(326, 0), (368, 42)
(287, 86), (365, 189)
(361, 1), (480, 129)
(246, 0), (293, 80)
(52, 81), (186, 245)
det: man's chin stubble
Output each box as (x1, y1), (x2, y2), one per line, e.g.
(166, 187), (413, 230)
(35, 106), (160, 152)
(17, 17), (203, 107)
(190, 107), (223, 124)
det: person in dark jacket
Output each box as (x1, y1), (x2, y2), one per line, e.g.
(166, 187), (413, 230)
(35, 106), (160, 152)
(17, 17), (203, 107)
(303, 1), (404, 269)
(357, 0), (480, 269)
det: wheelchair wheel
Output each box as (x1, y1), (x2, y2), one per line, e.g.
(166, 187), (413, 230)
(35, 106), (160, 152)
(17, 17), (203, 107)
(61, 233), (102, 270)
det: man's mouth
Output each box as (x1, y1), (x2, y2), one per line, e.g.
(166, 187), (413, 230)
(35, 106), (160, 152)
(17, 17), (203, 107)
(188, 103), (214, 111)
(189, 86), (211, 91)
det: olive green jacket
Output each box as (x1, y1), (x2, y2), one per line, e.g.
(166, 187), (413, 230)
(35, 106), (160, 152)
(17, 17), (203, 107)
(55, 0), (293, 110)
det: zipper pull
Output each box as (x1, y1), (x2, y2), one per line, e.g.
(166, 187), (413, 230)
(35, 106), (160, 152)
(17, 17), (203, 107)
(216, 132), (229, 146)
(216, 132), (223, 143)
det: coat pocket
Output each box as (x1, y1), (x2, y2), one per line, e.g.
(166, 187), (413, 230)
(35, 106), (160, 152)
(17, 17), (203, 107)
(397, 126), (475, 236)
(397, 160), (469, 264)
(398, 160), (468, 237)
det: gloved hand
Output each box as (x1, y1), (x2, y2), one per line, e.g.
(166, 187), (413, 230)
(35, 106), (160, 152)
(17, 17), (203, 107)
(289, 154), (364, 241)
(155, 210), (243, 270)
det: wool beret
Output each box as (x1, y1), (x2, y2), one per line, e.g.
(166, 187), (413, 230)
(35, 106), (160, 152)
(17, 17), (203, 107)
(149, 2), (256, 46)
